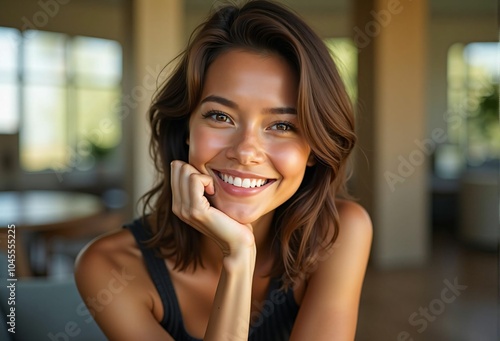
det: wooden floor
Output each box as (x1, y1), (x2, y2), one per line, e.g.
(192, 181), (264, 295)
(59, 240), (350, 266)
(356, 234), (498, 341)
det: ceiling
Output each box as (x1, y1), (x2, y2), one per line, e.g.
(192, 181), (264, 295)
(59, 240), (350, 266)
(185, 0), (496, 15)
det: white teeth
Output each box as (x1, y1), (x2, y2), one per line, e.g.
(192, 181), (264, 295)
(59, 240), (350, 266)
(218, 172), (268, 188)
(233, 177), (242, 186)
(242, 178), (251, 188)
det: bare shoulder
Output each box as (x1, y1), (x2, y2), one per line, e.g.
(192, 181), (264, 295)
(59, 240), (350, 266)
(75, 229), (141, 280)
(289, 200), (372, 340)
(334, 199), (372, 242)
(336, 199), (371, 227)
(299, 199), (372, 285)
(74, 228), (170, 340)
(74, 229), (149, 308)
(311, 199), (372, 272)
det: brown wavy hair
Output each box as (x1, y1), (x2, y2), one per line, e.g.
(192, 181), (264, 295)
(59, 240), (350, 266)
(142, 0), (356, 288)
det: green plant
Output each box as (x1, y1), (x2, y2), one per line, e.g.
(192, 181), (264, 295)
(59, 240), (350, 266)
(474, 84), (499, 135)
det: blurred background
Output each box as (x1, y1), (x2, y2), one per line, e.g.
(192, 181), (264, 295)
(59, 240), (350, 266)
(0, 0), (497, 340)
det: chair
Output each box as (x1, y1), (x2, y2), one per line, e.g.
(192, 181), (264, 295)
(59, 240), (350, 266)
(459, 169), (498, 250)
(39, 211), (124, 276)
(0, 273), (107, 341)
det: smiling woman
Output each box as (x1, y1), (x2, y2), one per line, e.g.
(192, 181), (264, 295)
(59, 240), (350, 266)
(186, 50), (312, 224)
(75, 1), (372, 341)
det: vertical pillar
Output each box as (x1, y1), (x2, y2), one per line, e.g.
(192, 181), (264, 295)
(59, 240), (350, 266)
(353, 0), (429, 267)
(131, 0), (184, 215)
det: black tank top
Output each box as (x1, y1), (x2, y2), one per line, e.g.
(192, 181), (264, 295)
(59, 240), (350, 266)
(125, 218), (300, 341)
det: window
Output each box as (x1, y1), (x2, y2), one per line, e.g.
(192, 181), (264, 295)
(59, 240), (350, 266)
(325, 38), (358, 105)
(0, 27), (122, 173)
(0, 27), (20, 134)
(447, 42), (499, 168)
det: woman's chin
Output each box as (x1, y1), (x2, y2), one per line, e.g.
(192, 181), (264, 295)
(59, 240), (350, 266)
(208, 196), (274, 226)
(212, 203), (260, 225)
(222, 209), (258, 225)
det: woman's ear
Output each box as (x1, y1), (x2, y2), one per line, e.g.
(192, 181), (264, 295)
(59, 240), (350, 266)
(307, 153), (316, 167)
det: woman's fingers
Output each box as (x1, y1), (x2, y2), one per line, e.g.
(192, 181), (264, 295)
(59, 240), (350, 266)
(171, 160), (213, 224)
(170, 160), (255, 255)
(188, 172), (213, 213)
(170, 161), (182, 216)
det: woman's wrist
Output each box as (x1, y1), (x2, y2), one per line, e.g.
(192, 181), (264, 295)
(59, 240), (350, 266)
(222, 241), (257, 274)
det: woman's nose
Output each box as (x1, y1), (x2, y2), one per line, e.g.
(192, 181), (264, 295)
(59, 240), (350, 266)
(225, 129), (265, 165)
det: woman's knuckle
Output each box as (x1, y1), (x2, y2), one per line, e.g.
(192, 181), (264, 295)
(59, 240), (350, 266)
(188, 173), (199, 183)
(180, 163), (191, 173)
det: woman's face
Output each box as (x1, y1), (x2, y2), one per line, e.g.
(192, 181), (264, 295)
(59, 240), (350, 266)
(188, 49), (313, 225)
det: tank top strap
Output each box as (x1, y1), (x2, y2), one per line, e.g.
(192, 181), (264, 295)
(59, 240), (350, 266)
(124, 217), (298, 340)
(124, 218), (201, 341)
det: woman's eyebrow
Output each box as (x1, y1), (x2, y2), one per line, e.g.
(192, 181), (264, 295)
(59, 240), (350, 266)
(264, 107), (297, 115)
(201, 95), (238, 109)
(201, 95), (297, 115)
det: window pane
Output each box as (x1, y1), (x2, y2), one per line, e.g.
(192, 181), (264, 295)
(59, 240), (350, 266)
(24, 30), (66, 85)
(447, 42), (500, 167)
(463, 43), (500, 164)
(21, 85), (66, 171)
(0, 84), (19, 133)
(465, 43), (499, 82)
(18, 31), (124, 173)
(0, 27), (20, 81)
(72, 36), (122, 87)
(76, 88), (121, 149)
(0, 27), (20, 133)
(325, 38), (358, 104)
(447, 43), (466, 144)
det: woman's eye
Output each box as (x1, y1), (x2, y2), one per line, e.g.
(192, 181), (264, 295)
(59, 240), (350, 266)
(214, 113), (230, 122)
(202, 110), (232, 123)
(271, 122), (295, 132)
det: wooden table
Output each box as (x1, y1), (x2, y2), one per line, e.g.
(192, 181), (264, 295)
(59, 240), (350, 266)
(0, 190), (104, 276)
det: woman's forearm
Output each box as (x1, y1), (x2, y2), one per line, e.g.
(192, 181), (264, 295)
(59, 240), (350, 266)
(204, 245), (257, 341)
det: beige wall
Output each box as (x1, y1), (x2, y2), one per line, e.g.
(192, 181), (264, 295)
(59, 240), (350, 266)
(354, 0), (430, 267)
(131, 0), (185, 215)
(0, 0), (127, 41)
(185, 8), (351, 41)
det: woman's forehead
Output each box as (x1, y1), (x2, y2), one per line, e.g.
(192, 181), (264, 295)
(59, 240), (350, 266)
(200, 49), (299, 107)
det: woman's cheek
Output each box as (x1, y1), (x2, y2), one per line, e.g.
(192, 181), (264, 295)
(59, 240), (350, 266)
(269, 143), (310, 179)
(188, 128), (228, 168)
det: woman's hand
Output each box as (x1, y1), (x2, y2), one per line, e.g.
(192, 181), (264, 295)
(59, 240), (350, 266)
(171, 160), (256, 340)
(170, 160), (255, 258)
